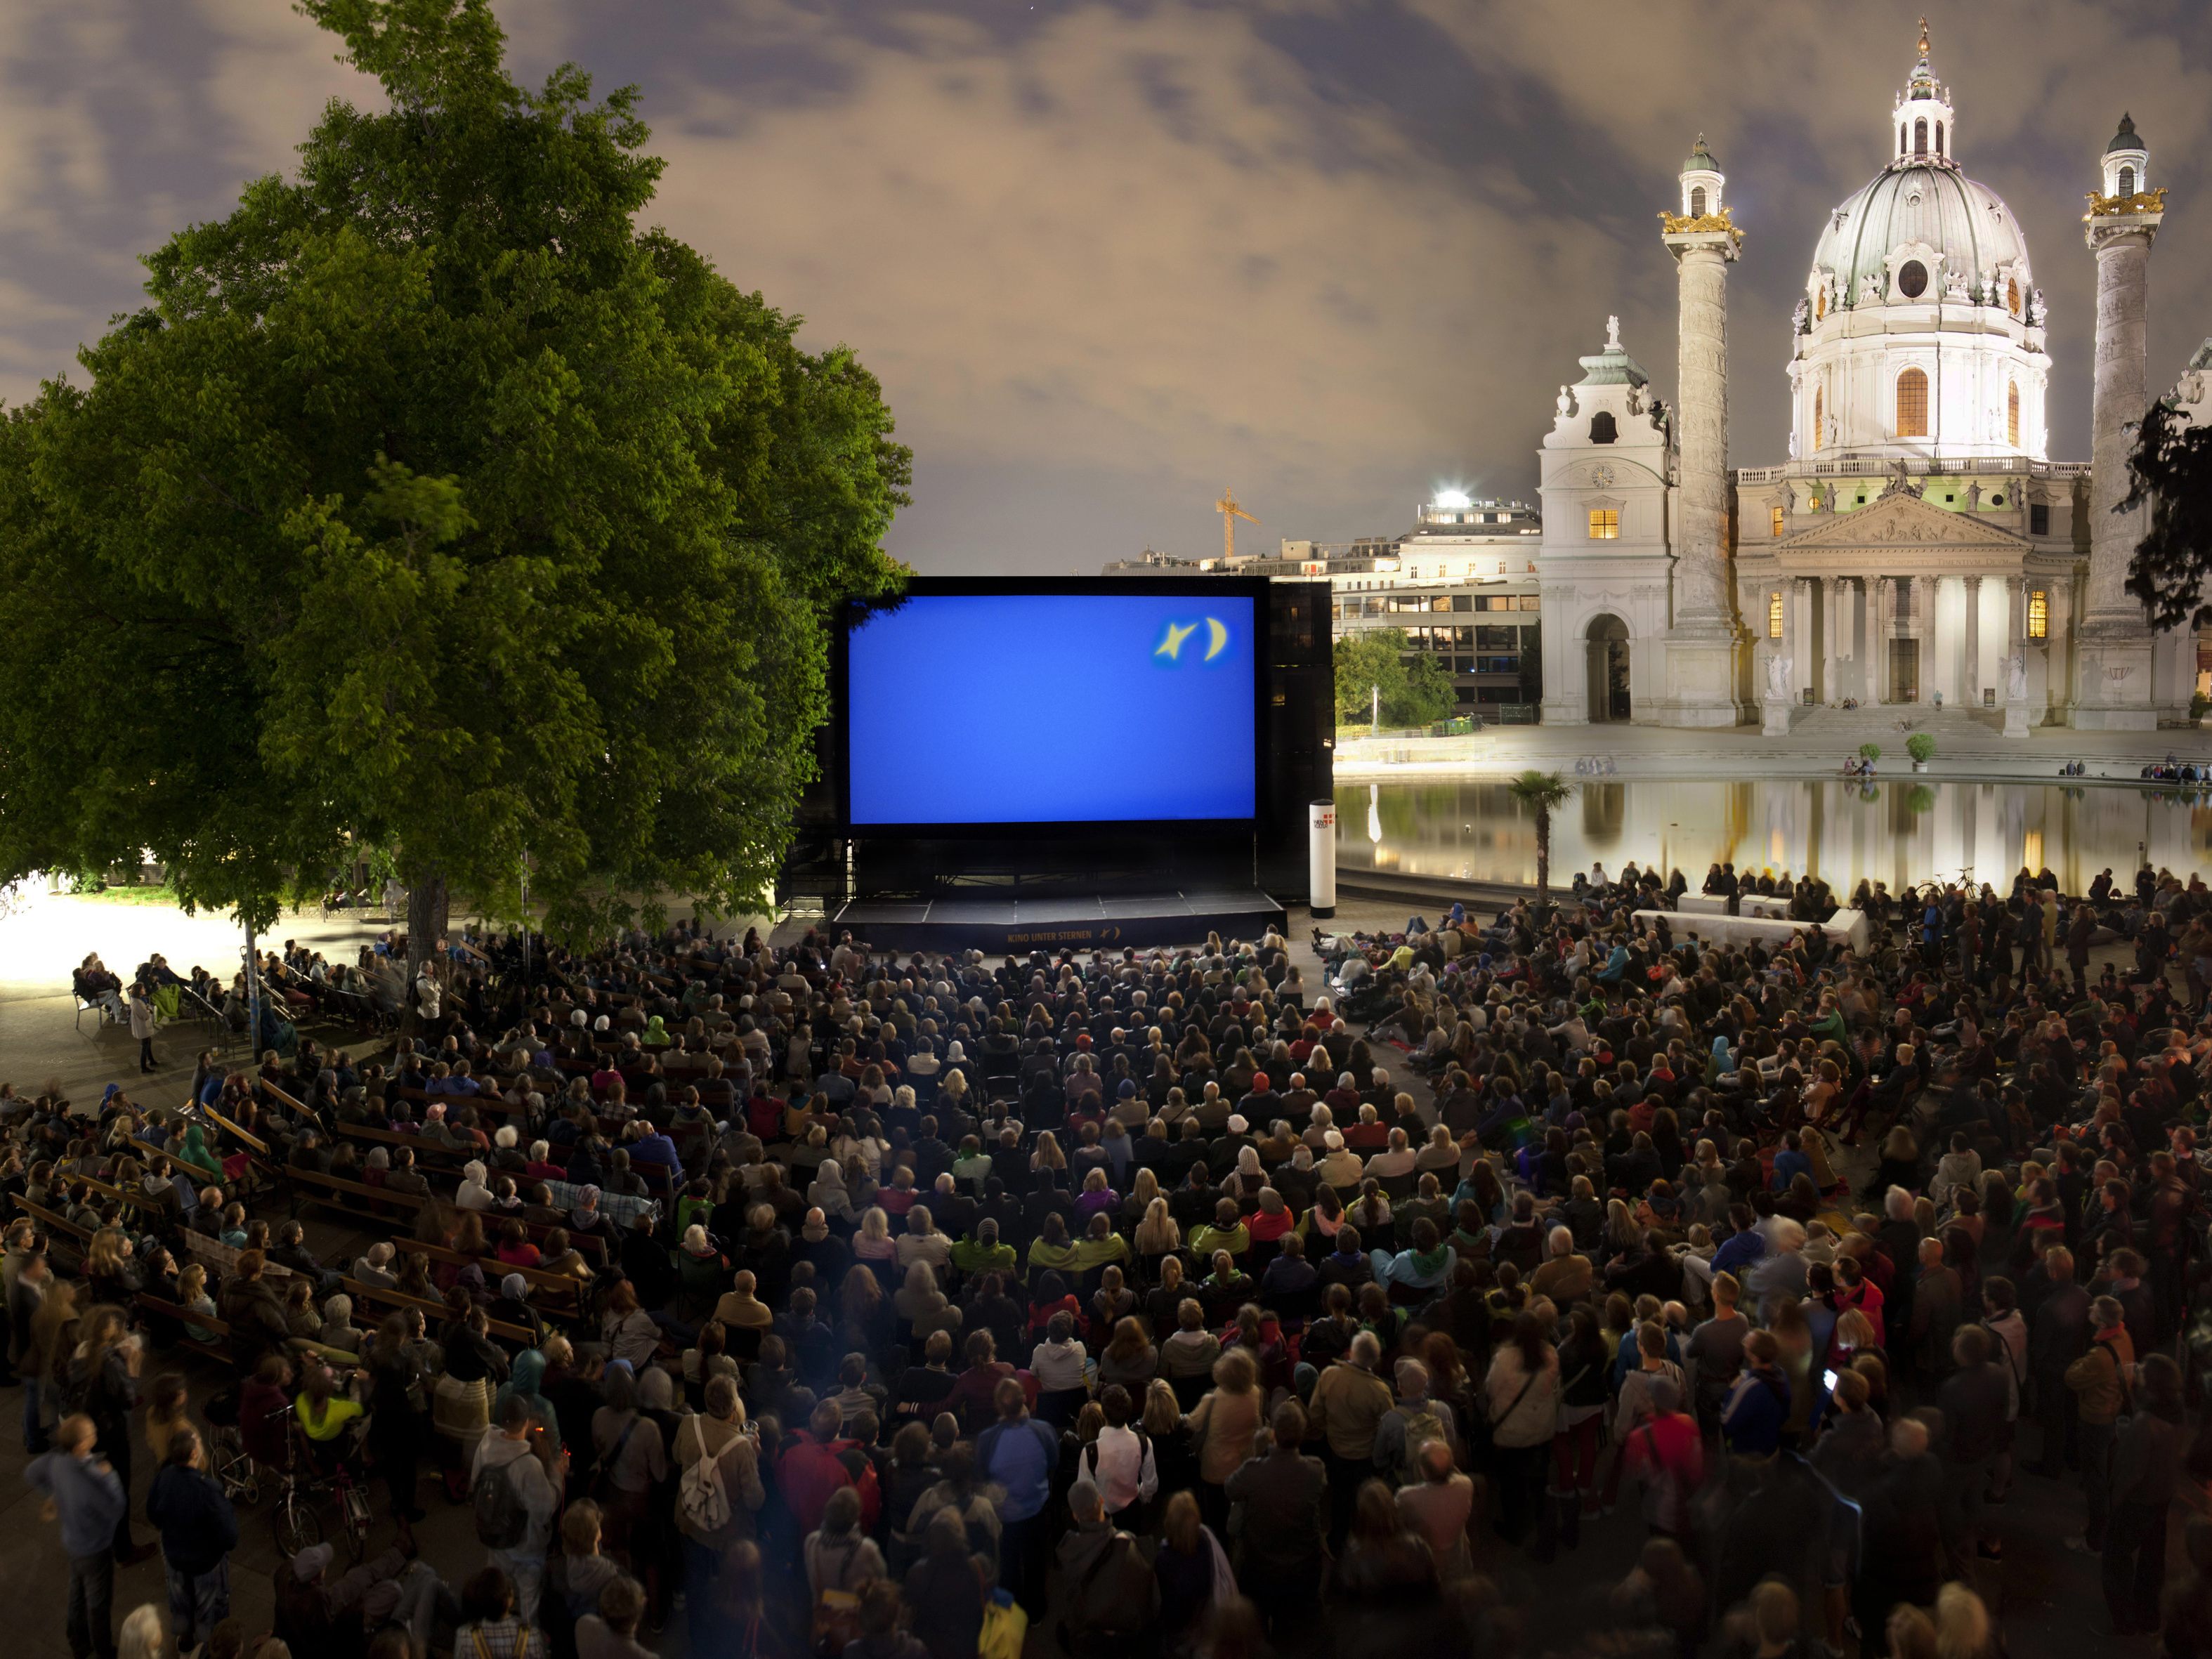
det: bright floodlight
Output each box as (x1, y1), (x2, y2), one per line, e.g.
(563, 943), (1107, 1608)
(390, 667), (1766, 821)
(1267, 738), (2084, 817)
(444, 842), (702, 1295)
(1433, 487), (1472, 509)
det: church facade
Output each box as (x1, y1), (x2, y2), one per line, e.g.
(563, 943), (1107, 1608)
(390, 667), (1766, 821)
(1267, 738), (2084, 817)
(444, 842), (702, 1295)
(1536, 25), (2192, 732)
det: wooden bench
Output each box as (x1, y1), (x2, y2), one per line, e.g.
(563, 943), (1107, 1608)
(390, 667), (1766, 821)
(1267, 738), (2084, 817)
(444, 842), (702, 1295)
(15, 1197), (93, 1264)
(392, 1238), (586, 1316)
(287, 1167), (428, 1229)
(134, 1292), (230, 1365)
(340, 1276), (538, 1348)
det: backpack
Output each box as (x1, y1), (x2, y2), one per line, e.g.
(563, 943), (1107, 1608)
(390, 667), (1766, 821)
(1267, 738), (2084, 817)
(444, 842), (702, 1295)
(680, 1415), (733, 1534)
(472, 1455), (529, 1549)
(1392, 1399), (1450, 1477)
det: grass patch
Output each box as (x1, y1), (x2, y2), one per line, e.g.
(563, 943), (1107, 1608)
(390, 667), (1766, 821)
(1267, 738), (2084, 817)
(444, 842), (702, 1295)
(72, 883), (184, 906)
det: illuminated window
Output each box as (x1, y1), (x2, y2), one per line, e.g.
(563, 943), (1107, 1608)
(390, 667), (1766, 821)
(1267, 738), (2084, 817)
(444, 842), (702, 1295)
(1813, 387), (1824, 450)
(2007, 277), (2020, 317)
(1768, 593), (1785, 638)
(1815, 287), (1826, 322)
(1771, 504), (1786, 537)
(1588, 508), (1618, 540)
(2027, 589), (2048, 639)
(2119, 165), (2135, 197)
(1689, 186), (1706, 216)
(2007, 381), (2020, 447)
(1896, 367), (1929, 438)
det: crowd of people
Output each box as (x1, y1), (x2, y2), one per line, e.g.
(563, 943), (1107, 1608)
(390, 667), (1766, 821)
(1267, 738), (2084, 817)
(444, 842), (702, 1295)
(14, 870), (2212, 1659)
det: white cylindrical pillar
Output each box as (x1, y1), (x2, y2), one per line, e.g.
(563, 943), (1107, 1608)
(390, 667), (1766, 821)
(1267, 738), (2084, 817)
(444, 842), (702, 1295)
(1308, 799), (1337, 918)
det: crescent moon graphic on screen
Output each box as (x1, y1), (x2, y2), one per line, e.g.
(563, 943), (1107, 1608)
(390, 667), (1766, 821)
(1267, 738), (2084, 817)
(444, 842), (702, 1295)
(1204, 617), (1229, 660)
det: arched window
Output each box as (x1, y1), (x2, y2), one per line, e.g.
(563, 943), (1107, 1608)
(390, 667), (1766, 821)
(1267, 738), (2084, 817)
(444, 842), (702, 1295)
(1899, 126), (1907, 157)
(1770, 504), (1786, 537)
(1935, 119), (1945, 155)
(1913, 117), (1928, 156)
(2006, 277), (2020, 317)
(2119, 165), (2135, 197)
(2007, 381), (2021, 447)
(1588, 410), (1618, 444)
(1815, 286), (1826, 321)
(1896, 367), (1929, 438)
(1812, 387), (1824, 451)
(1689, 186), (1706, 216)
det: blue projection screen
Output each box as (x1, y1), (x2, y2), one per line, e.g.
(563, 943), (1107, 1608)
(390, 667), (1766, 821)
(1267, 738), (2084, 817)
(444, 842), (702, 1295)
(846, 591), (1258, 826)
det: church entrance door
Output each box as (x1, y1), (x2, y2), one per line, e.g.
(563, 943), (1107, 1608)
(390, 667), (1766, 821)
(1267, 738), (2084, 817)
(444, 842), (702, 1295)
(1585, 614), (1631, 722)
(1888, 639), (1920, 704)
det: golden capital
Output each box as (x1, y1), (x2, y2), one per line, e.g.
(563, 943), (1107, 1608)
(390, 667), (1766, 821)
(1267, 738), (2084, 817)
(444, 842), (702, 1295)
(1658, 207), (1744, 244)
(2084, 187), (2167, 218)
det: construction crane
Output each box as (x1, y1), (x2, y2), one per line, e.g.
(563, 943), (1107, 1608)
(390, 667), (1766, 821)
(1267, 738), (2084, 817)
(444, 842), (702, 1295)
(1215, 488), (1258, 562)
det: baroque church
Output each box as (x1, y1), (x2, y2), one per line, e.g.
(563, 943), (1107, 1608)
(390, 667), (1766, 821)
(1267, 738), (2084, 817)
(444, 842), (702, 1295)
(1535, 23), (2192, 732)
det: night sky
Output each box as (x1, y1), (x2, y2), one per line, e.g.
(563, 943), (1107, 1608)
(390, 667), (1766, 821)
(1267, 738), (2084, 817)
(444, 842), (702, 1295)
(5, 1), (2210, 574)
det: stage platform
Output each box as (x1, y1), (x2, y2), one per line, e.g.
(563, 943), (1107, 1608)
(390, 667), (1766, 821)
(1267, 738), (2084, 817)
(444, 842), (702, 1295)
(830, 888), (1287, 953)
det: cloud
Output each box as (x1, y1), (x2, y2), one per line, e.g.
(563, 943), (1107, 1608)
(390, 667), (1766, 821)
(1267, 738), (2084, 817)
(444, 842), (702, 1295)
(2, 0), (2208, 575)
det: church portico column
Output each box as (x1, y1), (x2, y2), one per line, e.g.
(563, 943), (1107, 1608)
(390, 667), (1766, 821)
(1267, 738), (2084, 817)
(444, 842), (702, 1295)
(1821, 576), (1842, 706)
(1874, 578), (1893, 702)
(1964, 575), (1982, 707)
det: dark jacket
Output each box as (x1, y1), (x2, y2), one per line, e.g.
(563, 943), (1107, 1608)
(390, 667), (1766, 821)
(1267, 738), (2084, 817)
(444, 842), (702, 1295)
(146, 1462), (240, 1575)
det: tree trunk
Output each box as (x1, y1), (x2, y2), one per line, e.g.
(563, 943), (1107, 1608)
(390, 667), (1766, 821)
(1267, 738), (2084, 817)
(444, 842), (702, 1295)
(1534, 809), (1552, 925)
(400, 869), (449, 1040)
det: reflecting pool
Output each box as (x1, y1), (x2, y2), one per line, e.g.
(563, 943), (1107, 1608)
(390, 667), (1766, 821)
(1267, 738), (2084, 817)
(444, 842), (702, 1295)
(1336, 778), (2212, 895)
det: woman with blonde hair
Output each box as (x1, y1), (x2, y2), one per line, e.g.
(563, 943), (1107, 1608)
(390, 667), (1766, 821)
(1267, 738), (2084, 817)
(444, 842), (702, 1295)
(853, 1206), (897, 1273)
(1030, 1132), (1067, 1174)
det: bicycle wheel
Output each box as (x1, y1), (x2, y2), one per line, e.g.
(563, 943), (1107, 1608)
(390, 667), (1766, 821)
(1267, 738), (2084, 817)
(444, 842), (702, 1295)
(274, 1493), (322, 1558)
(341, 1485), (371, 1562)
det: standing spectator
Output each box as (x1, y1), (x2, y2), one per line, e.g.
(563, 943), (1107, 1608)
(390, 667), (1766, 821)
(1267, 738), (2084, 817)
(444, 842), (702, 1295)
(903, 1510), (987, 1659)
(2065, 1295), (2135, 1555)
(145, 1425), (238, 1657)
(13, 1250), (53, 1452)
(131, 985), (159, 1075)
(1394, 1439), (1477, 1582)
(672, 1376), (766, 1655)
(1484, 1313), (1562, 1547)
(1052, 1480), (1159, 1658)
(1309, 1332), (1394, 1551)
(2105, 1352), (2184, 1633)
(1184, 1349), (1263, 1536)
(2029, 1246), (2090, 1477)
(27, 1413), (129, 1659)
(471, 1394), (563, 1624)
(974, 1377), (1059, 1615)
(1223, 1401), (1329, 1636)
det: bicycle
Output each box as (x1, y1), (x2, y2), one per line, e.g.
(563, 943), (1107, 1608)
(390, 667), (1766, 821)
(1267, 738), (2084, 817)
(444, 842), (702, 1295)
(269, 1399), (374, 1563)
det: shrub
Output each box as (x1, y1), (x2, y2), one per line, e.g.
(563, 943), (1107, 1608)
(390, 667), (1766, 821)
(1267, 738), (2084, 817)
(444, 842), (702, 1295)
(1906, 732), (1936, 765)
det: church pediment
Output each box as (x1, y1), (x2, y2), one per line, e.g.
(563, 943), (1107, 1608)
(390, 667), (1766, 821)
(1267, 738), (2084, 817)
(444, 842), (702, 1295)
(1776, 487), (2031, 551)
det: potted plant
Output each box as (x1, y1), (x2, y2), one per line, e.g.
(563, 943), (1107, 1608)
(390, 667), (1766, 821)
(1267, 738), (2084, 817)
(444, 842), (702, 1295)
(1858, 742), (1881, 764)
(2192, 691), (2210, 727)
(1906, 731), (1935, 772)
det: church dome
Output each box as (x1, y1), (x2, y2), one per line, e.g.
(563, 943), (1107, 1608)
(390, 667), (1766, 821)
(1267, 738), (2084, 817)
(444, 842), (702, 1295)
(1811, 161), (2032, 310)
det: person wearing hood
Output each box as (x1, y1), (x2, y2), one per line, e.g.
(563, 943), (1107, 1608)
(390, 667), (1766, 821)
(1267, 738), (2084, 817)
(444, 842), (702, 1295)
(174, 1124), (223, 1186)
(493, 1275), (546, 1346)
(457, 1162), (495, 1212)
(809, 1159), (856, 1226)
(566, 1184), (610, 1239)
(492, 1347), (563, 1455)
(1371, 1218), (1458, 1297)
(471, 1392), (564, 1624)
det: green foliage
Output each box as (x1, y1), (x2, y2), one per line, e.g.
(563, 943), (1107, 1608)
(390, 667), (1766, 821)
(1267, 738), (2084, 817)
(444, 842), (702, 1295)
(1858, 742), (1882, 762)
(0, 0), (908, 937)
(2122, 400), (2212, 630)
(1333, 629), (1455, 726)
(1505, 768), (1572, 904)
(2190, 691), (2210, 722)
(1906, 732), (1935, 764)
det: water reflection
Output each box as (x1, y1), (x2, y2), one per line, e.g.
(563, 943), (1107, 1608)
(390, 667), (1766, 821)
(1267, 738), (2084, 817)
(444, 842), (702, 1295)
(1337, 779), (2212, 895)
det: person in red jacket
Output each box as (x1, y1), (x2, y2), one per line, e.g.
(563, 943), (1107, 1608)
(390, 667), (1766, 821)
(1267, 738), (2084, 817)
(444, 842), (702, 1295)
(1621, 1377), (1705, 1540)
(777, 1399), (877, 1540)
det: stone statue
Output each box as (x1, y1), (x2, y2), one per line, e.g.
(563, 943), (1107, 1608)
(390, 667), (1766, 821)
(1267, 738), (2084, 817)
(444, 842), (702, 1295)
(1791, 297), (1809, 334)
(1860, 272), (1883, 306)
(1824, 411), (1839, 448)
(1765, 653), (1792, 700)
(1944, 268), (1970, 301)
(1965, 480), (1982, 511)
(1557, 385), (1573, 418)
(1606, 314), (1622, 351)
(1780, 481), (1796, 513)
(2028, 288), (2046, 325)
(1625, 385), (1643, 415)
(2005, 653), (2028, 702)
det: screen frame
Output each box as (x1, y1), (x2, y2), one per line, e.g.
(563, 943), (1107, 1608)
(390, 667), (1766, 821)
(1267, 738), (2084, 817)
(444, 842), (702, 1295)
(831, 574), (1273, 837)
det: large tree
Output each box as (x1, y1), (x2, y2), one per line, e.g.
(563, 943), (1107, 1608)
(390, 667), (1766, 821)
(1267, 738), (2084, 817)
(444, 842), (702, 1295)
(0, 0), (908, 969)
(1332, 629), (1455, 727)
(2123, 400), (2212, 629)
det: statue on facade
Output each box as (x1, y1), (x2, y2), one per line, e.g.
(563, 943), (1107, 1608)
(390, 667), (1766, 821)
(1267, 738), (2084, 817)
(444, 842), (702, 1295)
(1625, 385), (1643, 416)
(1779, 481), (1796, 514)
(2005, 653), (2029, 702)
(1765, 653), (1792, 700)
(1606, 315), (1623, 351)
(1859, 272), (1883, 306)
(1791, 297), (1809, 334)
(1945, 267), (1970, 301)
(2028, 288), (2046, 325)
(1965, 480), (1982, 511)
